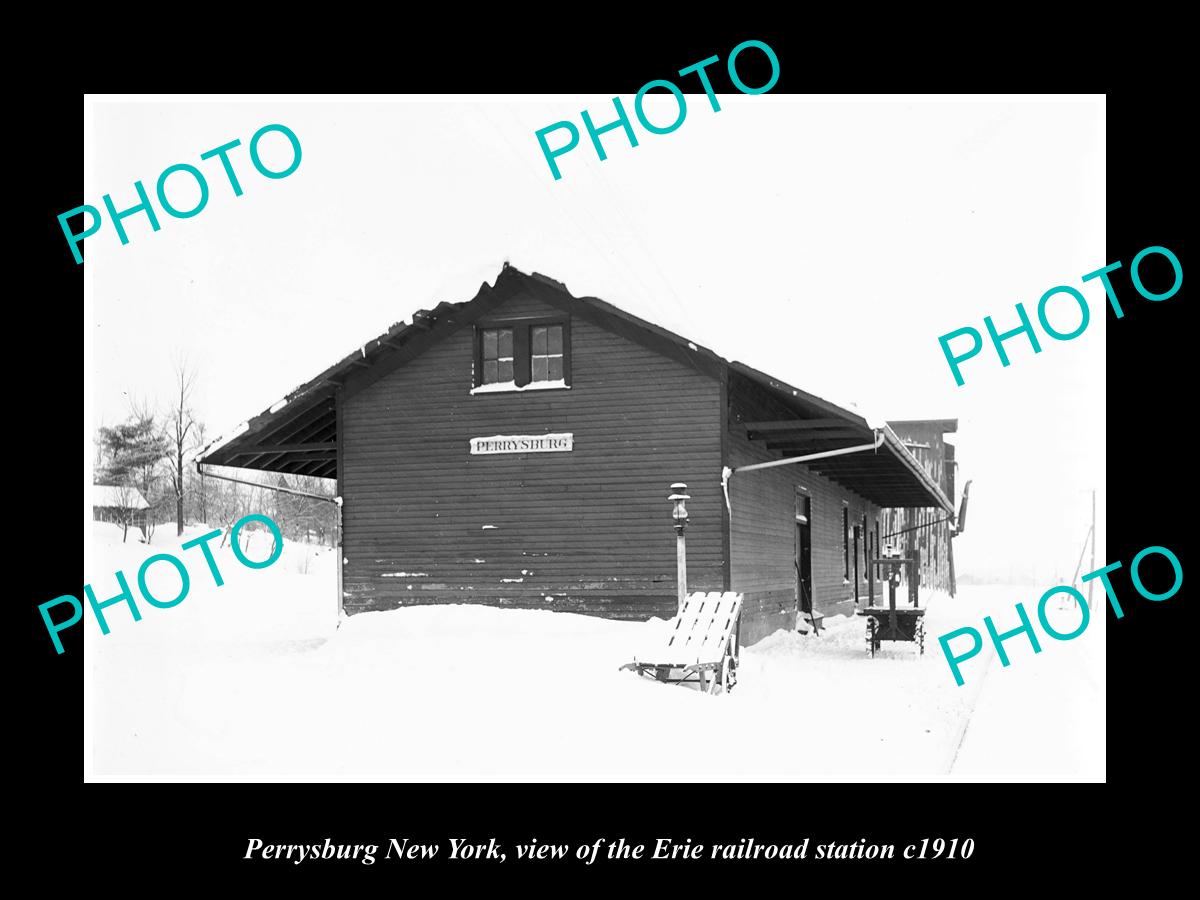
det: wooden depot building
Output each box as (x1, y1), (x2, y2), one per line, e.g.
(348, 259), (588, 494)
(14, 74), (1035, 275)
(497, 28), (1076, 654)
(200, 265), (957, 646)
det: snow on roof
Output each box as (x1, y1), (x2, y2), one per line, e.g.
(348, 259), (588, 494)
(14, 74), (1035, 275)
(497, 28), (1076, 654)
(92, 484), (150, 509)
(198, 265), (952, 510)
(195, 419), (251, 464)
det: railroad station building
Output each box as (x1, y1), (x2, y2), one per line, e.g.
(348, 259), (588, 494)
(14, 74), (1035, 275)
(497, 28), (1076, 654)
(201, 265), (960, 645)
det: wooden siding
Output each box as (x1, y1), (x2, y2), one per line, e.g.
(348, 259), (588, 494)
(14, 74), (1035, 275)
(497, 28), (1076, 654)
(725, 378), (882, 644)
(340, 290), (724, 620)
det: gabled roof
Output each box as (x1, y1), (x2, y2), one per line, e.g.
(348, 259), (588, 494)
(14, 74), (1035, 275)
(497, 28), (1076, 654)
(888, 418), (959, 435)
(199, 265), (953, 512)
(92, 484), (150, 509)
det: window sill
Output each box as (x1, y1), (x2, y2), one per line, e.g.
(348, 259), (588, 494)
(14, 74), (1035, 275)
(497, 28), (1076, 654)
(470, 380), (570, 395)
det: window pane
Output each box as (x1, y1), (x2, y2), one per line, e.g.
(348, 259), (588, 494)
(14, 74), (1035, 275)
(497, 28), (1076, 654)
(483, 360), (498, 384)
(548, 356), (563, 380)
(498, 329), (513, 358)
(482, 329), (498, 360)
(498, 359), (514, 383)
(532, 356), (548, 381)
(547, 325), (562, 354)
(532, 326), (547, 355)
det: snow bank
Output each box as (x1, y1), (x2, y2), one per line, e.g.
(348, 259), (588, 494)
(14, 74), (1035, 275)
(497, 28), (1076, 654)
(84, 525), (1103, 779)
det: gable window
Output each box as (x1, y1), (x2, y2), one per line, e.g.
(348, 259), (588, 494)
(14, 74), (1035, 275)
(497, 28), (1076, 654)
(480, 328), (514, 385)
(531, 324), (564, 382)
(472, 317), (571, 393)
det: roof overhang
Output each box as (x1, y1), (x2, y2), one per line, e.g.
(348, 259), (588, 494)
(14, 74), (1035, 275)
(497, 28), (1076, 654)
(731, 367), (954, 513)
(198, 283), (498, 478)
(198, 266), (955, 513)
(196, 266), (727, 479)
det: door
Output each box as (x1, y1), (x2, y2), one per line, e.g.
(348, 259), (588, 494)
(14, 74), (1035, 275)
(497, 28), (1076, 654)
(795, 491), (813, 615)
(853, 525), (862, 603)
(796, 523), (813, 614)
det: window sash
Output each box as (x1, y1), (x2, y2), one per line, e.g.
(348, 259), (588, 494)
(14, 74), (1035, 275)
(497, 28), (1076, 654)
(480, 327), (515, 384)
(531, 325), (564, 382)
(475, 319), (570, 388)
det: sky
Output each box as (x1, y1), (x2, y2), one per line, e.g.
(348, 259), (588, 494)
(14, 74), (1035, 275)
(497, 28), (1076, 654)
(85, 95), (1106, 584)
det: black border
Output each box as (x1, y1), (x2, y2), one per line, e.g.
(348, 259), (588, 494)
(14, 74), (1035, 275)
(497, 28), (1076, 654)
(27, 21), (1186, 887)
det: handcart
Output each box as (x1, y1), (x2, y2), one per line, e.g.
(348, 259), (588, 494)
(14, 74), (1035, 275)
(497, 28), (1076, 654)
(857, 556), (924, 657)
(620, 592), (742, 694)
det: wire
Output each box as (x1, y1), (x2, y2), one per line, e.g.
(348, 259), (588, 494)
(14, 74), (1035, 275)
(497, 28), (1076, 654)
(881, 516), (954, 540)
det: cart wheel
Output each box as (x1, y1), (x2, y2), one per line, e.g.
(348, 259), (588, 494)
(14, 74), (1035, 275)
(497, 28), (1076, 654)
(865, 617), (878, 658)
(915, 617), (925, 656)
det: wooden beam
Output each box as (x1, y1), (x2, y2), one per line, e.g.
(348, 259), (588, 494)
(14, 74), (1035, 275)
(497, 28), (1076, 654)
(231, 442), (335, 456)
(256, 404), (335, 448)
(765, 432), (866, 448)
(815, 477), (924, 486)
(293, 458), (332, 477)
(782, 451), (897, 465)
(744, 418), (858, 433)
(278, 418), (336, 447)
(247, 399), (334, 447)
(267, 448), (333, 460)
(811, 468), (902, 475)
(762, 434), (848, 440)
(815, 469), (909, 479)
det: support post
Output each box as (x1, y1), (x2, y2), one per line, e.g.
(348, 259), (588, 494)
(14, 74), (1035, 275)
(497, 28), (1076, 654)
(676, 531), (687, 615)
(335, 496), (344, 621)
(853, 527), (860, 605)
(912, 548), (921, 606)
(868, 545), (875, 608)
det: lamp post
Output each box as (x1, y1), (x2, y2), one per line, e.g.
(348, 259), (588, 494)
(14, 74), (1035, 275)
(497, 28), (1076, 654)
(669, 483), (690, 615)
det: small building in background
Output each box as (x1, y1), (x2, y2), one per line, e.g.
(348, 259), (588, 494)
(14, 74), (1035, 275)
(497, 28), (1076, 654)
(92, 483), (150, 535)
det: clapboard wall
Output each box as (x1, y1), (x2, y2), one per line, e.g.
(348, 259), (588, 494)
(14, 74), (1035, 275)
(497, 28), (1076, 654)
(340, 289), (725, 619)
(725, 375), (882, 641)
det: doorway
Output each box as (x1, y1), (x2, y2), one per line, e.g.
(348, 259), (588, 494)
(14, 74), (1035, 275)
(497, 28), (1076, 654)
(853, 525), (862, 603)
(795, 490), (813, 615)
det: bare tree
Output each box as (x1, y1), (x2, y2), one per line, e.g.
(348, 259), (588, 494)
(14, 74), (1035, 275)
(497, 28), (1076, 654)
(208, 477), (233, 547)
(193, 421), (209, 524)
(164, 359), (198, 537)
(204, 470), (265, 549)
(110, 483), (139, 543)
(274, 473), (336, 546)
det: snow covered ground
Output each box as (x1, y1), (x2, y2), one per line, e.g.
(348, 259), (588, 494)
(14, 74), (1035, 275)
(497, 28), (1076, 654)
(83, 522), (1104, 780)
(951, 585), (1105, 777)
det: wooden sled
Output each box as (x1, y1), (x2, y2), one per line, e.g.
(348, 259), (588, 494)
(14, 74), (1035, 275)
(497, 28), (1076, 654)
(620, 592), (743, 695)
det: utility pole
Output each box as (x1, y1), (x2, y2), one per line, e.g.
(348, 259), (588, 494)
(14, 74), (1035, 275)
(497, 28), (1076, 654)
(1087, 489), (1096, 610)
